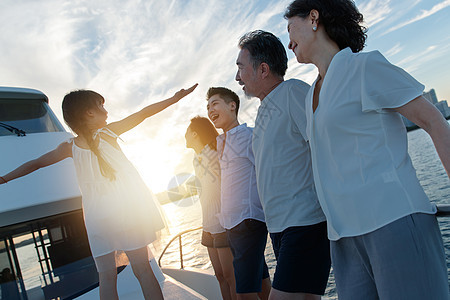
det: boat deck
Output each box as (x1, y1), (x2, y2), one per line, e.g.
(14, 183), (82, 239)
(75, 259), (207, 300)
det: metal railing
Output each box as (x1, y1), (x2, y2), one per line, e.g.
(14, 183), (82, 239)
(158, 204), (450, 269)
(437, 204), (450, 217)
(158, 226), (202, 269)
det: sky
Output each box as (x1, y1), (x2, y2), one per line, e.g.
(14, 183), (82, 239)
(1, 0), (450, 193)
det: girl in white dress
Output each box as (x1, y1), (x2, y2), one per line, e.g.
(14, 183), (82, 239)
(0, 83), (197, 299)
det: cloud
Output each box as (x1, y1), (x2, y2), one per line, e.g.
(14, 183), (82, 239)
(394, 43), (449, 74)
(0, 0), (292, 118)
(286, 57), (318, 85)
(384, 43), (404, 57)
(356, 0), (392, 28)
(0, 0), (77, 96)
(383, 0), (450, 35)
(0, 0), (293, 191)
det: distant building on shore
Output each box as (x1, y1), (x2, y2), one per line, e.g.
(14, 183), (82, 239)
(402, 88), (450, 131)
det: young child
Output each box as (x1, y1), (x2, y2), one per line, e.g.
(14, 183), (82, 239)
(0, 84), (197, 300)
(185, 116), (237, 300)
(206, 87), (271, 299)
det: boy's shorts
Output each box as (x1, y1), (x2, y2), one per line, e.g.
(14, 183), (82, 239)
(226, 219), (270, 294)
(270, 222), (331, 294)
(201, 230), (229, 248)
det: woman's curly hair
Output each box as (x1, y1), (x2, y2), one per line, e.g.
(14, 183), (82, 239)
(284, 0), (367, 53)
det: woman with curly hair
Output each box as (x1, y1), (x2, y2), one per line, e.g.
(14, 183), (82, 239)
(284, 0), (449, 298)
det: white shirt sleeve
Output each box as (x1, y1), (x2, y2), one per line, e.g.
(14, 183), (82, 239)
(246, 128), (256, 165)
(288, 81), (310, 141)
(360, 50), (424, 113)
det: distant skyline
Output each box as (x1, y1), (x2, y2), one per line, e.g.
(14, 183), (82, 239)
(1, 0), (449, 192)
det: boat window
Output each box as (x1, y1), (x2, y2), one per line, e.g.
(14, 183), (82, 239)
(0, 211), (99, 299)
(0, 239), (22, 299)
(0, 99), (65, 136)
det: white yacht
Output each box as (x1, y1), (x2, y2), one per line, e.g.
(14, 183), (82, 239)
(0, 87), (221, 299)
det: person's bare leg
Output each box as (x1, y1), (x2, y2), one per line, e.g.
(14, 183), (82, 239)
(217, 247), (237, 300)
(257, 277), (271, 300)
(269, 288), (322, 300)
(208, 247), (233, 300)
(126, 247), (163, 300)
(99, 268), (119, 300)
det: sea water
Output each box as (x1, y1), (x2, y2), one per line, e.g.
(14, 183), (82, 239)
(159, 125), (450, 299)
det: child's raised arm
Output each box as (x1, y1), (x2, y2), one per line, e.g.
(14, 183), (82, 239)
(107, 83), (198, 136)
(0, 142), (72, 185)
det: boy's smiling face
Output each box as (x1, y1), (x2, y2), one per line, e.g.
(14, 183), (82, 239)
(207, 94), (237, 131)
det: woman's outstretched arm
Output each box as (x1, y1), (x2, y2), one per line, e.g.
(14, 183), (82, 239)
(0, 142), (72, 184)
(394, 95), (450, 178)
(107, 84), (198, 136)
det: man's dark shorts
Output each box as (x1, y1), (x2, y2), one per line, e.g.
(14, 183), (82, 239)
(226, 219), (270, 294)
(270, 222), (331, 295)
(201, 230), (229, 248)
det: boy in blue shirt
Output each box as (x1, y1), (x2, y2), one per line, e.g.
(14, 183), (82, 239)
(207, 87), (271, 299)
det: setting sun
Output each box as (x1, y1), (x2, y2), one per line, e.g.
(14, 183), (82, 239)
(121, 129), (195, 194)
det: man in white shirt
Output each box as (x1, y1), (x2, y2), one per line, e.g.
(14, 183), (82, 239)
(207, 87), (271, 300)
(236, 30), (331, 299)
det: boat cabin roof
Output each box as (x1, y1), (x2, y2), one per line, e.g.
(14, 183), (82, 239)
(0, 86), (49, 102)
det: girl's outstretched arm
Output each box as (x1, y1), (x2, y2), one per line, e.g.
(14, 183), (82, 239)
(0, 142), (72, 184)
(107, 83), (198, 136)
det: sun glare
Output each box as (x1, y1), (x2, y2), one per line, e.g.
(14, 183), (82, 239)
(121, 130), (194, 194)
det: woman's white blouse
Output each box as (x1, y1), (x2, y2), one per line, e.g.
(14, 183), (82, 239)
(305, 48), (436, 241)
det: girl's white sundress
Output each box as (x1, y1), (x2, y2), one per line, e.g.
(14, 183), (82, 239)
(71, 128), (165, 271)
